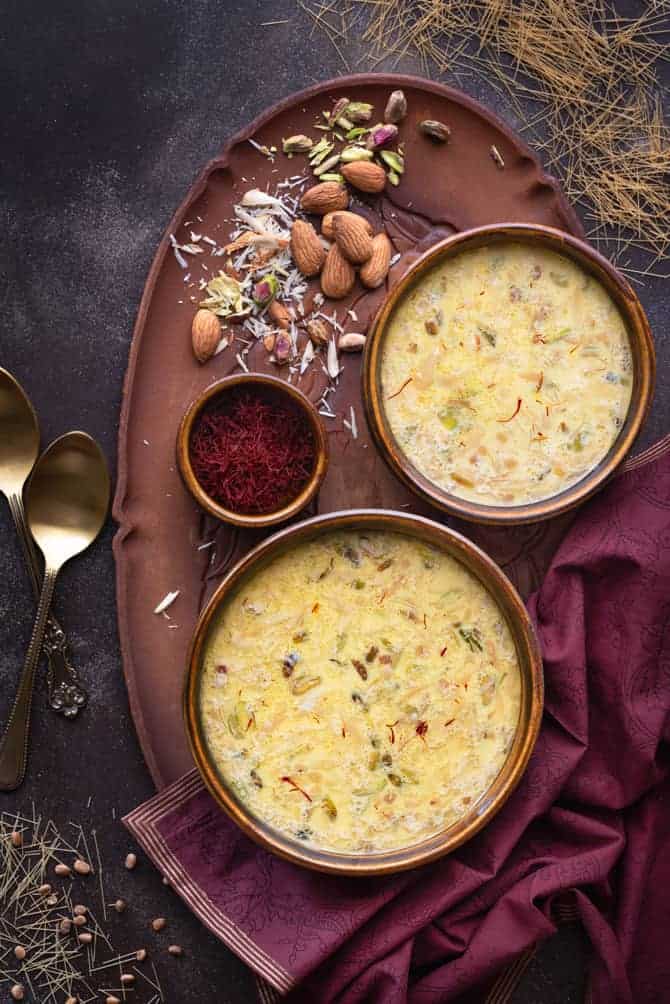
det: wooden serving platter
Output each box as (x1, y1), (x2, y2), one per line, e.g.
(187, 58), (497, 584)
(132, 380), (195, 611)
(113, 73), (583, 789)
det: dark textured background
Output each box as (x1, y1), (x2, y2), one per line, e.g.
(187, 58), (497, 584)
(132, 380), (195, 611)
(1, 1), (667, 1000)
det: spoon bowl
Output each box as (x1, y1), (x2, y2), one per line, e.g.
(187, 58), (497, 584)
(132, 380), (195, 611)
(0, 368), (39, 495)
(27, 432), (111, 569)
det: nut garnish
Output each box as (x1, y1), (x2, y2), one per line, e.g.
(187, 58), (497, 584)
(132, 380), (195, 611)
(384, 90), (407, 123)
(360, 233), (393, 288)
(191, 309), (222, 363)
(341, 161), (387, 193)
(338, 333), (366, 352)
(332, 213), (374, 264)
(320, 244), (356, 299)
(366, 123), (399, 150)
(419, 119), (451, 143)
(290, 220), (327, 276)
(306, 318), (330, 347)
(268, 299), (292, 329)
(300, 181), (349, 215)
(282, 134), (313, 155)
(490, 144), (506, 168)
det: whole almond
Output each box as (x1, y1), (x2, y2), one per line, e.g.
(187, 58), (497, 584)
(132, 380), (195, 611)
(321, 244), (356, 299)
(321, 212), (336, 240)
(268, 300), (292, 329)
(332, 213), (374, 264)
(290, 220), (326, 276)
(360, 233), (393, 288)
(322, 210), (372, 241)
(191, 309), (221, 363)
(339, 333), (366, 352)
(300, 181), (349, 215)
(341, 161), (387, 194)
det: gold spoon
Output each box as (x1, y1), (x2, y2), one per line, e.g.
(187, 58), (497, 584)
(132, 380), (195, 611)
(0, 368), (87, 717)
(0, 431), (110, 790)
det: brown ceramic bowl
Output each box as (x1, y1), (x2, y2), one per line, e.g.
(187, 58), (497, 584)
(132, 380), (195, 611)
(177, 373), (329, 528)
(184, 509), (543, 875)
(363, 224), (655, 525)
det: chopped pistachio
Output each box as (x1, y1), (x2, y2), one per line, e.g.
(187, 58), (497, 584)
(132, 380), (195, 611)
(346, 101), (374, 124)
(340, 146), (374, 163)
(380, 150), (405, 174)
(253, 274), (279, 307)
(199, 271), (245, 318)
(439, 408), (459, 431)
(366, 123), (399, 150)
(282, 134), (314, 155)
(419, 119), (451, 143)
(330, 97), (350, 122)
(384, 90), (407, 124)
(322, 797), (338, 820)
(478, 324), (497, 346)
(458, 626), (483, 652)
(309, 137), (334, 165)
(319, 172), (344, 183)
(227, 713), (242, 739)
(314, 152), (341, 176)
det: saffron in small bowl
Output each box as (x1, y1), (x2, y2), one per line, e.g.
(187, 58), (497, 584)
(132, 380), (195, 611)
(178, 375), (328, 527)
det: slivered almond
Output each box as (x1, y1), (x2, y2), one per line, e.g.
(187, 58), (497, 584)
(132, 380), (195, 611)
(290, 220), (326, 276)
(339, 333), (366, 352)
(360, 233), (393, 288)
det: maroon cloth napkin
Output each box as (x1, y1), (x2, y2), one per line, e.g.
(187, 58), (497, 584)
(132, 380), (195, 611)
(125, 440), (670, 1004)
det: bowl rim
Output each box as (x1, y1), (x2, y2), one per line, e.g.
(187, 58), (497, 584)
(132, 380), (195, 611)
(362, 223), (656, 526)
(176, 372), (330, 528)
(183, 508), (544, 876)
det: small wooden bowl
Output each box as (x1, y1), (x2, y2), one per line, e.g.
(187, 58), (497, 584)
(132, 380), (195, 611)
(184, 509), (543, 876)
(363, 224), (655, 525)
(176, 373), (329, 528)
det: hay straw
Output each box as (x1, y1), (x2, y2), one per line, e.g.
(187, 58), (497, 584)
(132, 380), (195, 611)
(299, 0), (670, 276)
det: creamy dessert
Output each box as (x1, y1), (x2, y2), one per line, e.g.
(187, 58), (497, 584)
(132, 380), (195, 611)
(200, 529), (521, 853)
(380, 241), (633, 506)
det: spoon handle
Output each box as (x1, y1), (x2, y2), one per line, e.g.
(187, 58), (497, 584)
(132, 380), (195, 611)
(0, 567), (57, 790)
(8, 493), (87, 718)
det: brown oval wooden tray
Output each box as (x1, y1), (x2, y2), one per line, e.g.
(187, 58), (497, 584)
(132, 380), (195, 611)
(113, 73), (583, 789)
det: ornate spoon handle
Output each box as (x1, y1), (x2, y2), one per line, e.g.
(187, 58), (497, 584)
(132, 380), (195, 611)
(0, 567), (57, 790)
(7, 493), (87, 718)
